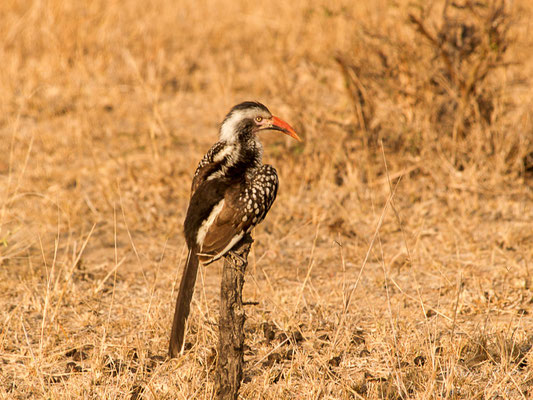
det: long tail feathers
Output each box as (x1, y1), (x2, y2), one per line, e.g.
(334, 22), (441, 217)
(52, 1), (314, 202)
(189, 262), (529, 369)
(169, 249), (199, 358)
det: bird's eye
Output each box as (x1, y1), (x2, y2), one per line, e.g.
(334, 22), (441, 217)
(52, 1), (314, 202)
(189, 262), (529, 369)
(255, 116), (263, 123)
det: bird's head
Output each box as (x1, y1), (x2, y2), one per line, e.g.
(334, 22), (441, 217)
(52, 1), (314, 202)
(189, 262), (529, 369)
(219, 101), (301, 143)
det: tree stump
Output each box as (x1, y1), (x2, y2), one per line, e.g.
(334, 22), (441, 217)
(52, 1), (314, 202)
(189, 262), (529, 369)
(215, 235), (253, 400)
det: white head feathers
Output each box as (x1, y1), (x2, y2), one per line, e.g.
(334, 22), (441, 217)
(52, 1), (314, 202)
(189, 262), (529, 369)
(219, 103), (271, 143)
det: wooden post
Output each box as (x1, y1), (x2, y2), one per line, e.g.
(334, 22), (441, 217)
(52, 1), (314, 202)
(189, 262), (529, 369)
(215, 235), (253, 400)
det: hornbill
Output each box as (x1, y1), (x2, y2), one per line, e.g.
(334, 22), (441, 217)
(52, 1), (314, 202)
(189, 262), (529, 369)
(169, 101), (301, 357)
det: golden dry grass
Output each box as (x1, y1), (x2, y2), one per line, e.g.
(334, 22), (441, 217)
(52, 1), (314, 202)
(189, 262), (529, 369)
(1, 0), (532, 398)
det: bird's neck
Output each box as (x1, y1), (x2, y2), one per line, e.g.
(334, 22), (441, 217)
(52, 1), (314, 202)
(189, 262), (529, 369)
(222, 136), (263, 180)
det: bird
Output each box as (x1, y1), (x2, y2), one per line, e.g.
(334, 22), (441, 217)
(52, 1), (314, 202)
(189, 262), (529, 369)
(169, 101), (301, 358)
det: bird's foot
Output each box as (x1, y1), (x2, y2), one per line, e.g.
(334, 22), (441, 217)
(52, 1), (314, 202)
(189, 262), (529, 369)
(227, 250), (247, 264)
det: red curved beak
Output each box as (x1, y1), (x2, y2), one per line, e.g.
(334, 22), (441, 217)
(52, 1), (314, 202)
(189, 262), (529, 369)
(271, 116), (302, 142)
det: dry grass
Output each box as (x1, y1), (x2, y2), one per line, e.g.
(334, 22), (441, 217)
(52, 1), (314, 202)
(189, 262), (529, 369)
(1, 0), (532, 398)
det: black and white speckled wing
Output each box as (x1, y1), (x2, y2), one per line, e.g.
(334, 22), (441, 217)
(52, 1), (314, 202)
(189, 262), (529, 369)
(238, 164), (279, 229)
(190, 141), (227, 195)
(198, 164), (278, 263)
(193, 141), (226, 176)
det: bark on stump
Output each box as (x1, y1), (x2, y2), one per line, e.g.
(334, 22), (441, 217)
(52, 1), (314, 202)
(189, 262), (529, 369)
(215, 235), (253, 400)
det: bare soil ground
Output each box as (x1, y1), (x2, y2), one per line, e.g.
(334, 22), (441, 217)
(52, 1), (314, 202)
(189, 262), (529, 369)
(1, 0), (532, 398)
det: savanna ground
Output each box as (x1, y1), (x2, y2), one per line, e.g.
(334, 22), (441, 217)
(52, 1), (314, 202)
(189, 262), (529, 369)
(1, 0), (532, 398)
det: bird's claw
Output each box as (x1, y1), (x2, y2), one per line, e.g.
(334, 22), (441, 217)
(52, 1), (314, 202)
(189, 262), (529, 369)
(227, 250), (247, 264)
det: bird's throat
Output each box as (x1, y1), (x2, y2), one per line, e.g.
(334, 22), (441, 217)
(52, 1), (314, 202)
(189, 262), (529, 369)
(211, 138), (263, 182)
